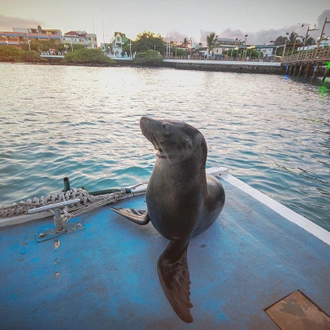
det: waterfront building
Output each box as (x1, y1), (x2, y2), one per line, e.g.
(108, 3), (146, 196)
(212, 38), (244, 57)
(63, 31), (97, 49)
(256, 45), (277, 57)
(297, 38), (329, 51)
(0, 26), (62, 46)
(108, 32), (130, 58)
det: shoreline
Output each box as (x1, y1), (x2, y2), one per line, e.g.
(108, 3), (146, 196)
(0, 57), (285, 74)
(2, 58), (329, 79)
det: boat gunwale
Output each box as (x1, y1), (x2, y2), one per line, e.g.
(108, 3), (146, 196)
(1, 166), (330, 247)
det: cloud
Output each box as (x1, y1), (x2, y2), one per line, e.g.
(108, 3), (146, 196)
(317, 9), (330, 36)
(0, 13), (45, 31)
(199, 30), (215, 43)
(183, 9), (330, 45)
(164, 30), (188, 43)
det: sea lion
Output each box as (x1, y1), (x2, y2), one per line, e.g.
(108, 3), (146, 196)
(111, 117), (225, 323)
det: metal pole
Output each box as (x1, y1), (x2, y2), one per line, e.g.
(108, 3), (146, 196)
(282, 39), (287, 57)
(302, 27), (309, 52)
(291, 38), (296, 59)
(317, 17), (329, 49)
(190, 38), (192, 59)
(244, 35), (248, 60)
(26, 33), (31, 51)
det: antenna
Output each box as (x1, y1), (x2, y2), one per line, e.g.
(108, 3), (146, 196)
(102, 20), (105, 46)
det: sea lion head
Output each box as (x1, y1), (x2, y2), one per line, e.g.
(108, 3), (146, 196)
(140, 116), (207, 164)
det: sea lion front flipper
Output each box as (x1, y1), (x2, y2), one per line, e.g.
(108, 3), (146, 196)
(110, 208), (150, 225)
(157, 240), (193, 323)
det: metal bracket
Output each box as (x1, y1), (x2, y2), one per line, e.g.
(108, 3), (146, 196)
(28, 199), (84, 243)
(35, 218), (84, 242)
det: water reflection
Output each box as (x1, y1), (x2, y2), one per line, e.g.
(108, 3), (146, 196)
(0, 63), (329, 230)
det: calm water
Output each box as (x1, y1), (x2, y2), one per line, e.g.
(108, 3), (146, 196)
(0, 63), (329, 230)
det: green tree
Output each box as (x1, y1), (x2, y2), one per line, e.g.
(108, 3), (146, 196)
(133, 31), (165, 55)
(56, 44), (66, 53)
(176, 48), (189, 57)
(39, 41), (50, 52)
(288, 32), (298, 44)
(305, 36), (316, 45)
(274, 36), (287, 46)
(206, 32), (217, 54)
(29, 39), (40, 51)
(21, 42), (31, 51)
(122, 40), (132, 57)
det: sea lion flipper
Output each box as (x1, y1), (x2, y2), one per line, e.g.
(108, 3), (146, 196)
(110, 208), (150, 225)
(157, 241), (193, 323)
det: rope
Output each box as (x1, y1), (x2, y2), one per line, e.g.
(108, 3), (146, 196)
(0, 188), (123, 219)
(59, 189), (126, 224)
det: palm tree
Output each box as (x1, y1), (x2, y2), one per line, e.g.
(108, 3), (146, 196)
(288, 31), (298, 44)
(305, 36), (316, 45)
(206, 32), (217, 55)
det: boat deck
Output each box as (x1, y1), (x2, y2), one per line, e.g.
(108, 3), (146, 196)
(1, 175), (330, 329)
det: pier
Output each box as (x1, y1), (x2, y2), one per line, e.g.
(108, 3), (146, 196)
(281, 47), (330, 83)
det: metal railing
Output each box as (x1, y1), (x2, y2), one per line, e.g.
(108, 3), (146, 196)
(282, 47), (330, 64)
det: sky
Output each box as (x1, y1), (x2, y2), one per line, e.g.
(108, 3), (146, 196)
(0, 0), (329, 46)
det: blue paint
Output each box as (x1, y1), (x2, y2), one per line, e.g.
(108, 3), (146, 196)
(1, 177), (330, 329)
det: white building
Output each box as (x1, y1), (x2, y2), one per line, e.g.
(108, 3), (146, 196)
(297, 39), (330, 51)
(212, 38), (244, 56)
(62, 31), (97, 48)
(108, 32), (131, 58)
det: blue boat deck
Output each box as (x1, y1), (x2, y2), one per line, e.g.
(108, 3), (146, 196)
(1, 175), (330, 329)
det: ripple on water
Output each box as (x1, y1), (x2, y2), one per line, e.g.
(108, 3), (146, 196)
(0, 63), (329, 231)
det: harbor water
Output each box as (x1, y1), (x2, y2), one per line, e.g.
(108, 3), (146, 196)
(0, 63), (329, 230)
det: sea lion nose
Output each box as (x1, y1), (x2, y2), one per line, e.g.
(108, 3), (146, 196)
(140, 116), (149, 131)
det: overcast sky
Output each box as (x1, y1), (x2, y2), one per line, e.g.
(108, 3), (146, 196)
(0, 0), (329, 45)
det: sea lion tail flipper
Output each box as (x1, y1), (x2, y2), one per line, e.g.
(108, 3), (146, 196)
(110, 208), (150, 225)
(157, 240), (193, 323)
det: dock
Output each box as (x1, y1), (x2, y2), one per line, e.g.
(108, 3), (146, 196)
(281, 47), (330, 83)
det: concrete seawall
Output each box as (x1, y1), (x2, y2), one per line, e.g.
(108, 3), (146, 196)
(161, 59), (284, 74)
(15, 56), (285, 74)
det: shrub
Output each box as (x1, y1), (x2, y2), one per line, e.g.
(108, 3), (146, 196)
(0, 46), (44, 62)
(133, 50), (163, 66)
(64, 48), (115, 64)
(0, 46), (21, 62)
(20, 50), (46, 62)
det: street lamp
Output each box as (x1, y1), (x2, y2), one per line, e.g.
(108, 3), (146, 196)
(190, 37), (193, 59)
(301, 24), (317, 51)
(235, 38), (241, 60)
(290, 34), (301, 59)
(129, 40), (132, 59)
(243, 34), (248, 60)
(317, 17), (330, 48)
(26, 33), (31, 51)
(282, 32), (289, 57)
